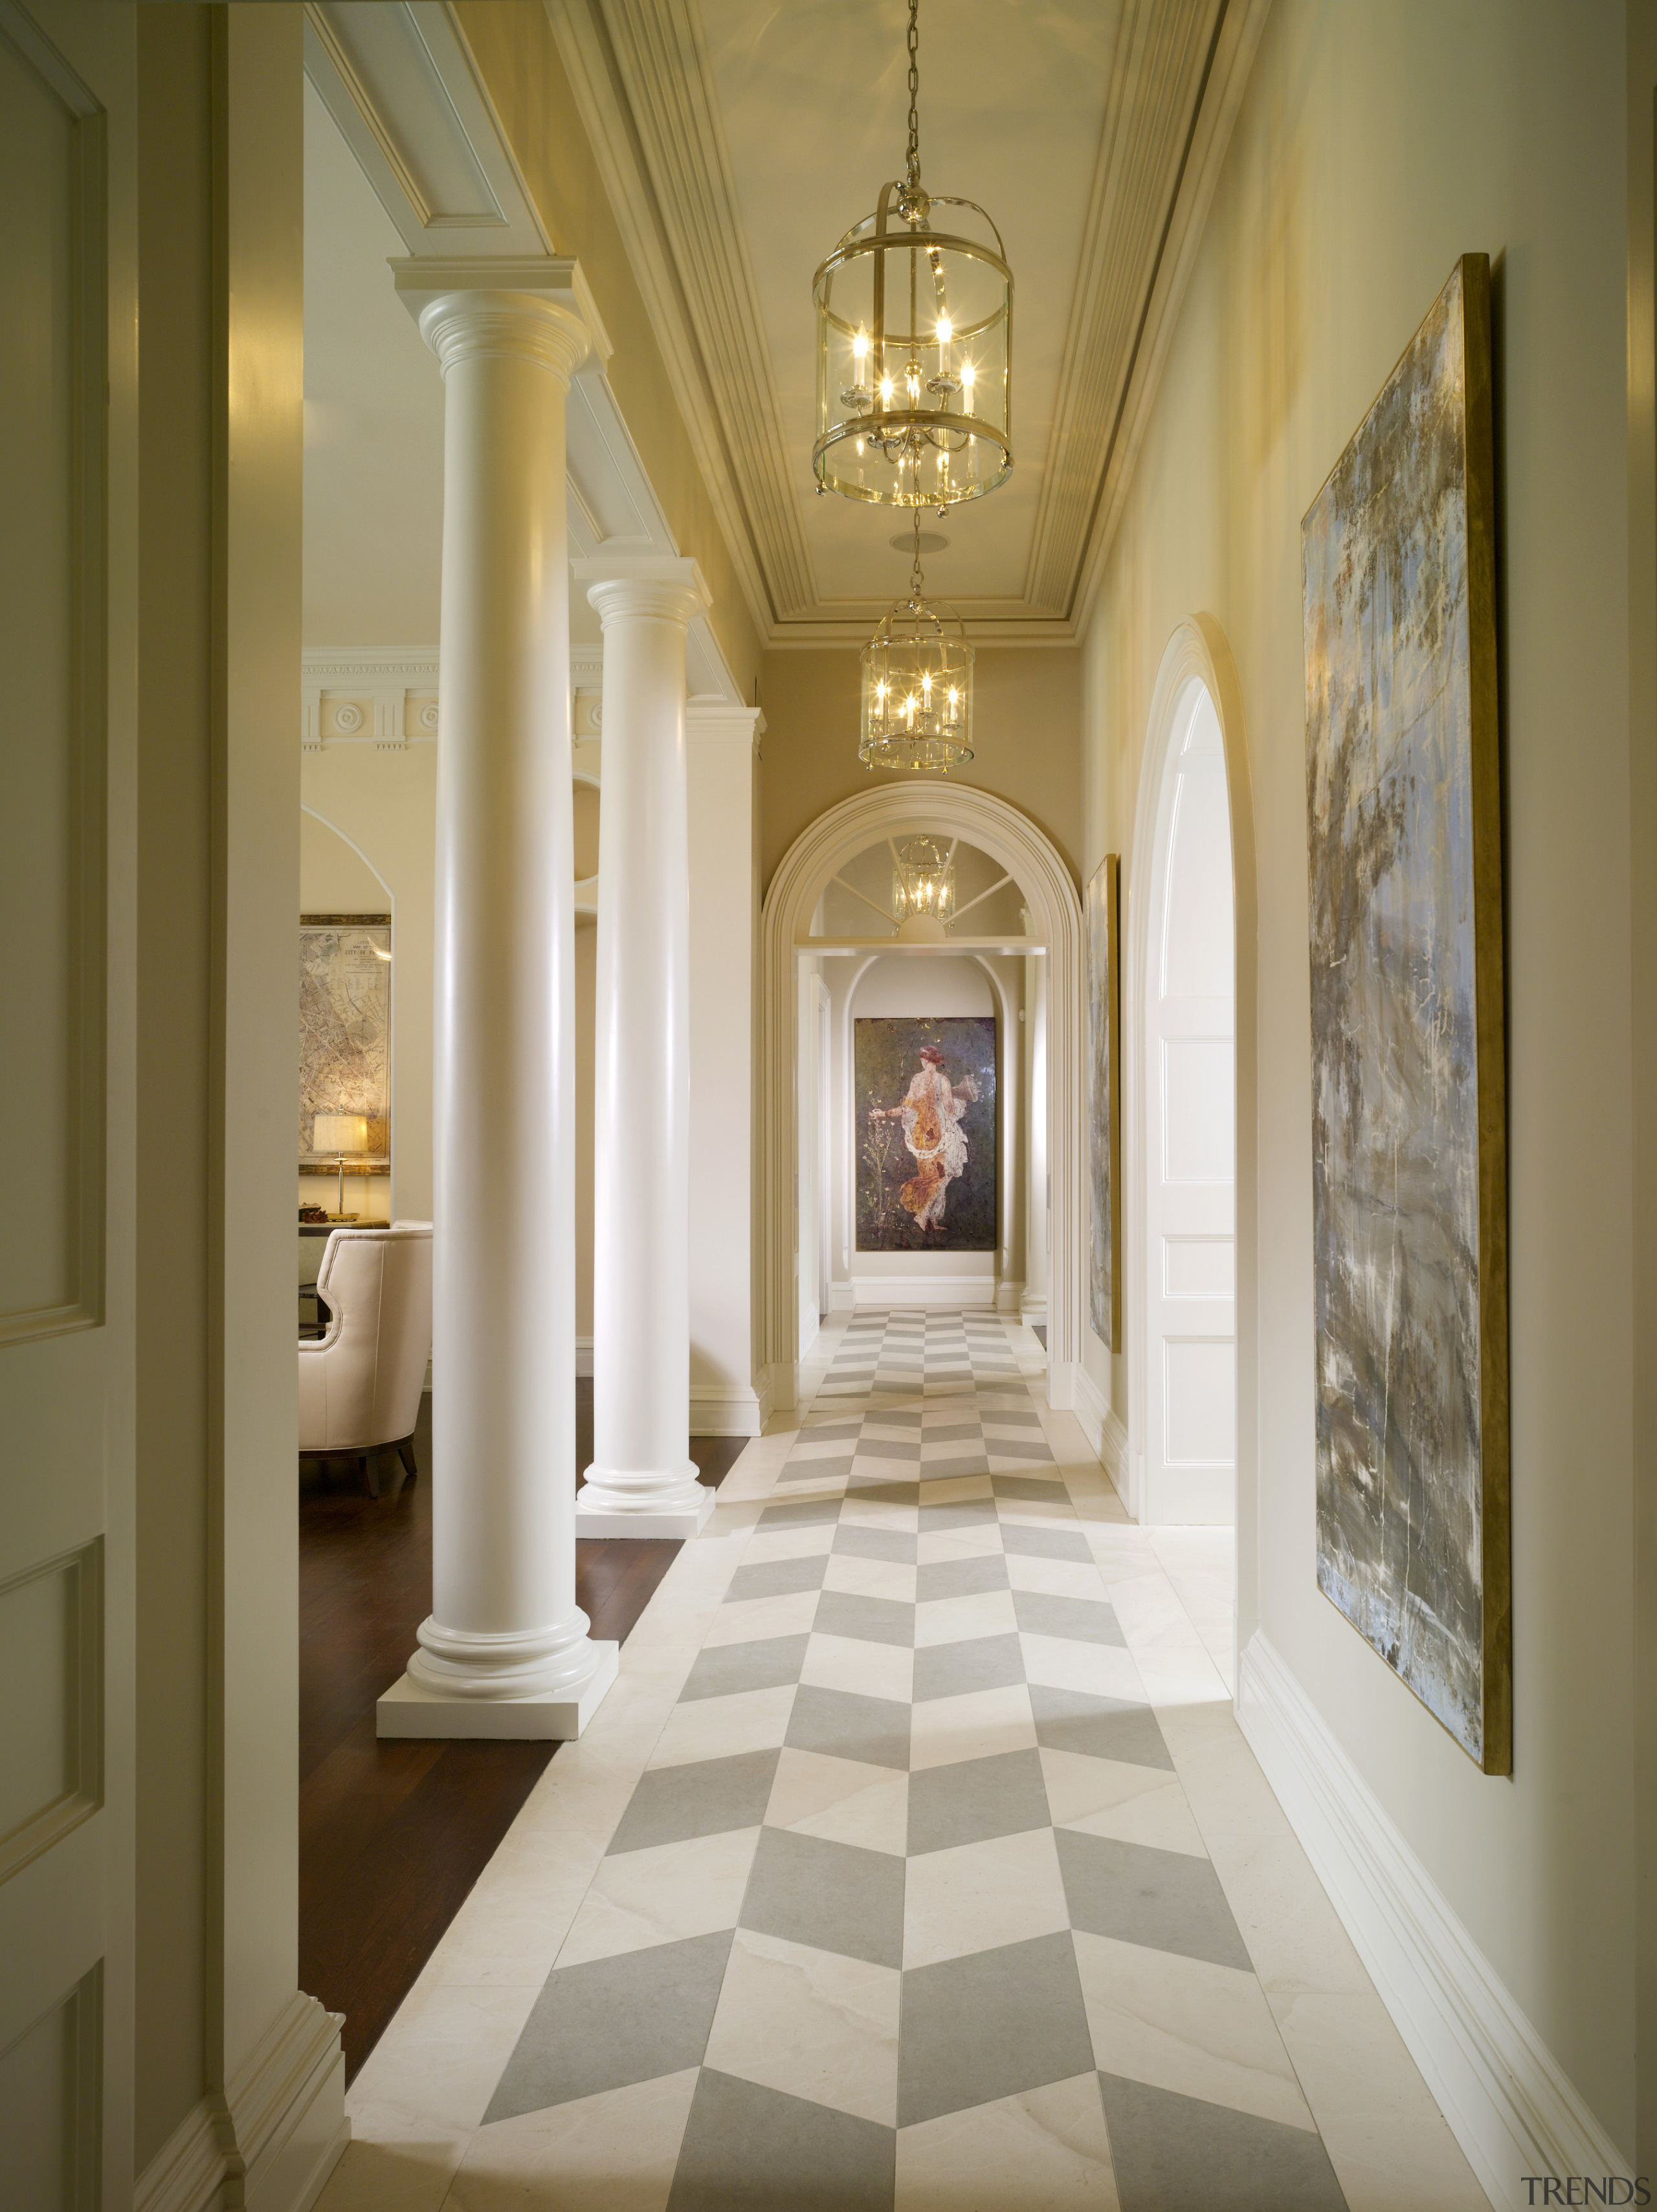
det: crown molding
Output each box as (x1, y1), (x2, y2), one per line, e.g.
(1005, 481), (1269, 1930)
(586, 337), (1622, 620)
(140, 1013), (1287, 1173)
(543, 0), (797, 639)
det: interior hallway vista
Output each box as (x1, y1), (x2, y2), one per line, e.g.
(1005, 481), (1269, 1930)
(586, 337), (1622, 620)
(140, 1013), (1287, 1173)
(320, 1315), (1490, 2211)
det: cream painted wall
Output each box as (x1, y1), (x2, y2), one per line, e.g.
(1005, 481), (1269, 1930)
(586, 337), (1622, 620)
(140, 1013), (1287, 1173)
(760, 647), (1084, 893)
(1082, 0), (1638, 2158)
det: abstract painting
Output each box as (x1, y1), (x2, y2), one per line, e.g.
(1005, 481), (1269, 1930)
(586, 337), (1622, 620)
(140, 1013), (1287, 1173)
(855, 1016), (996, 1252)
(1087, 856), (1122, 1353)
(300, 915), (391, 1170)
(1302, 254), (1509, 1771)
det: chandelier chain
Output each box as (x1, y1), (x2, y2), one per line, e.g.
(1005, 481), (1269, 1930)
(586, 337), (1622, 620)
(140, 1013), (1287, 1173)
(910, 509), (924, 598)
(906, 0), (920, 190)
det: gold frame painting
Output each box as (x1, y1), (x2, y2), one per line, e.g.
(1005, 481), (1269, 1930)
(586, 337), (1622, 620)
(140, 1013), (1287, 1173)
(1302, 254), (1509, 1772)
(300, 913), (392, 1177)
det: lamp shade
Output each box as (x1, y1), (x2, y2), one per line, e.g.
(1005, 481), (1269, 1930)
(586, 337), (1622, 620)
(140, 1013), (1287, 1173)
(313, 1114), (369, 1155)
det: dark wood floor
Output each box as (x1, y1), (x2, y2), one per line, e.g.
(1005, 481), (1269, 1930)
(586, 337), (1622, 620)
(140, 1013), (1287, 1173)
(298, 1381), (743, 2083)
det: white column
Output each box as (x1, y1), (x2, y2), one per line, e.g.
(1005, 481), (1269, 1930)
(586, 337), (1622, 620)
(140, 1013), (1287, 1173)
(573, 557), (715, 1539)
(377, 260), (617, 1738)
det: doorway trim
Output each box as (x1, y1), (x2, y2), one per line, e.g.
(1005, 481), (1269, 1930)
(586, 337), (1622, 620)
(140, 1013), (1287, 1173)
(1125, 618), (1257, 1630)
(762, 786), (1084, 1414)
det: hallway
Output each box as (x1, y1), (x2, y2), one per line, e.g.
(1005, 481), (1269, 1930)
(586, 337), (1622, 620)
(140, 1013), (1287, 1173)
(322, 1316), (1485, 2211)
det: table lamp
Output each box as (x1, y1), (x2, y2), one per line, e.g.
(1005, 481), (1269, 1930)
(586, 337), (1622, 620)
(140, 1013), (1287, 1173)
(313, 1113), (370, 1219)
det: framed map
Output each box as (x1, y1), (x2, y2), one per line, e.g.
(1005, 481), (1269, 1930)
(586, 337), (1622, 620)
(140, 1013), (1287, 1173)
(855, 1017), (996, 1252)
(1302, 254), (1509, 1772)
(300, 914), (391, 1171)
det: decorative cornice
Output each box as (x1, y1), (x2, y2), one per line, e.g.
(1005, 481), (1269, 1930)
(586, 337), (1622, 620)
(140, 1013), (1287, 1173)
(300, 648), (439, 749)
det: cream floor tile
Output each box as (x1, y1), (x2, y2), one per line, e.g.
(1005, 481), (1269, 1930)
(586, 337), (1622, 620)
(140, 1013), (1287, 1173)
(840, 1497), (922, 1534)
(1266, 1989), (1490, 2212)
(1131, 1642), (1230, 1709)
(422, 1875), (591, 1990)
(441, 2066), (699, 2212)
(346, 1983), (544, 2136)
(765, 1746), (910, 1855)
(315, 2129), (469, 2212)
(1196, 1827), (1371, 2000)
(894, 2072), (1120, 2212)
(903, 1826), (1071, 1969)
(1040, 1748), (1208, 1859)
(738, 1521), (838, 1564)
(555, 1824), (760, 1967)
(1073, 1930), (1315, 2134)
(1019, 1633), (1144, 1701)
(801, 1630), (915, 1703)
(644, 1682), (796, 1771)
(917, 1523), (1006, 1565)
(1004, 1552), (1107, 1602)
(700, 1587), (821, 1648)
(908, 1682), (1036, 1773)
(823, 1550), (919, 1604)
(914, 1587), (1019, 1648)
(703, 1927), (902, 2126)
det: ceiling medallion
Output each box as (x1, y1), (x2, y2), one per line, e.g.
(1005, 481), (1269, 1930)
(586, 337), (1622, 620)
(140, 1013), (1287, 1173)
(812, 0), (1012, 513)
(860, 514), (974, 775)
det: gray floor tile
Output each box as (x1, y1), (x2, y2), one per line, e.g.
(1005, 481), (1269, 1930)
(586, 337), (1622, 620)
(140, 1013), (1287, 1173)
(994, 1476), (1071, 1502)
(1097, 2074), (1350, 2210)
(1030, 1684), (1174, 1769)
(1055, 1828), (1252, 1971)
(854, 1438), (923, 1463)
(922, 1424), (983, 1444)
(484, 1930), (732, 2120)
(679, 1635), (810, 1705)
(801, 1421), (863, 1441)
(666, 2070), (896, 2212)
(849, 1478), (922, 1506)
(1013, 1589), (1126, 1646)
(785, 1683), (911, 1771)
(740, 1825), (906, 1967)
(913, 1632), (1025, 1703)
(980, 1409), (1045, 1428)
(778, 1455), (854, 1486)
(759, 1497), (843, 1529)
(608, 1748), (781, 1855)
(984, 1437), (1058, 1463)
(917, 1498), (999, 1532)
(868, 1408), (924, 1428)
(918, 1454), (993, 1479)
(898, 1931), (1095, 2128)
(907, 1746), (1052, 1854)
(815, 1589), (916, 1647)
(916, 1553), (1010, 1602)
(835, 1523), (918, 1565)
(1001, 1522), (1093, 1563)
(726, 1554), (830, 1604)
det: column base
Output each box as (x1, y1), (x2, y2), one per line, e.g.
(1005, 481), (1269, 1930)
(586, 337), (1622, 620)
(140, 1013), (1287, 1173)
(375, 1641), (619, 1738)
(574, 1485), (716, 1540)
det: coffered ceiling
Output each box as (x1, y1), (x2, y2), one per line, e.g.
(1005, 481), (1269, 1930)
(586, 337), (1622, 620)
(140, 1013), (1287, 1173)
(548, 0), (1269, 641)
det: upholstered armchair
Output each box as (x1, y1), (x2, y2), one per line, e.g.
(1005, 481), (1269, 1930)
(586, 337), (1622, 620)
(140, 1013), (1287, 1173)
(298, 1224), (432, 1494)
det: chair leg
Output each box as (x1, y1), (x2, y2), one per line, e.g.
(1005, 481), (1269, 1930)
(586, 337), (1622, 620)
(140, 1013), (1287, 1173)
(397, 1437), (419, 1483)
(362, 1452), (379, 1499)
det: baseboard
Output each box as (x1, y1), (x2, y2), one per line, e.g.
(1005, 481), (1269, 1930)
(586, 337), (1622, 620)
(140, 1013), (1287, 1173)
(994, 1276), (1025, 1315)
(1071, 1359), (1109, 1455)
(1099, 1406), (1129, 1487)
(1019, 1291), (1048, 1327)
(575, 1336), (593, 1378)
(828, 1281), (855, 1312)
(847, 1274), (996, 1309)
(689, 1382), (763, 1436)
(753, 1367), (774, 1428)
(137, 1993), (348, 2212)
(1236, 1633), (1629, 2211)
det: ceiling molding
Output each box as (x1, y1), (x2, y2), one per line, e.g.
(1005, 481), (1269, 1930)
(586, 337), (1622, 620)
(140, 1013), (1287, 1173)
(1023, 0), (1223, 615)
(543, 0), (799, 639)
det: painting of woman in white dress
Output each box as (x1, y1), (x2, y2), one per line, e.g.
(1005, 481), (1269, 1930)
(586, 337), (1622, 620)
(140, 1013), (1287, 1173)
(856, 1018), (996, 1250)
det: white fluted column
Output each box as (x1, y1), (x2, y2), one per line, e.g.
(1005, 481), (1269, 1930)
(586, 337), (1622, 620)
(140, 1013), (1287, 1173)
(573, 557), (714, 1539)
(377, 260), (618, 1738)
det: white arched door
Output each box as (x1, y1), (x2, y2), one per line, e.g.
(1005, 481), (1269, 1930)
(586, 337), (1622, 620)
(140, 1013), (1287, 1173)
(1143, 682), (1235, 1523)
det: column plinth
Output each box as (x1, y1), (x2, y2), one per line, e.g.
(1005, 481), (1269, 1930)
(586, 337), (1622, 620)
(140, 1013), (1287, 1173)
(377, 263), (617, 1738)
(574, 559), (715, 1540)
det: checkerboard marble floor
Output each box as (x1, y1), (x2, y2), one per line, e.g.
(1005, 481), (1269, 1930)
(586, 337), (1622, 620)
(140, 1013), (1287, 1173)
(318, 1313), (1489, 2212)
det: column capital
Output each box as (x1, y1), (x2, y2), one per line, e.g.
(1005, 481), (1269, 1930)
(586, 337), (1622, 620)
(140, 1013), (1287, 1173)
(391, 256), (612, 386)
(573, 556), (712, 632)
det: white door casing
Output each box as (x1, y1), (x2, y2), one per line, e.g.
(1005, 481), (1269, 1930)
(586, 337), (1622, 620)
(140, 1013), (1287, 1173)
(1142, 681), (1235, 1524)
(0, 3), (136, 2198)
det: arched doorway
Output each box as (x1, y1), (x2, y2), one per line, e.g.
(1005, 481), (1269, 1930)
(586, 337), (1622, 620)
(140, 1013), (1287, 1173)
(761, 786), (1085, 1418)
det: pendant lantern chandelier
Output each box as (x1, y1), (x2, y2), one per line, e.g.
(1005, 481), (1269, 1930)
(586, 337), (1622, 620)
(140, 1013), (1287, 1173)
(860, 514), (974, 774)
(812, 0), (1012, 511)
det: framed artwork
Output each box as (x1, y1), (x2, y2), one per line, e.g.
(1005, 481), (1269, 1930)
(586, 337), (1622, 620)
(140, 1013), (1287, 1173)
(300, 914), (392, 1173)
(1302, 254), (1509, 1772)
(855, 1016), (996, 1252)
(1086, 855), (1122, 1353)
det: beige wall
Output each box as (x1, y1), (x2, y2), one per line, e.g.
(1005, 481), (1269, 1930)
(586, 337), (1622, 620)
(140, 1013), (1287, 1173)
(1083, 0), (1640, 2157)
(454, 0), (762, 705)
(759, 647), (1084, 895)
